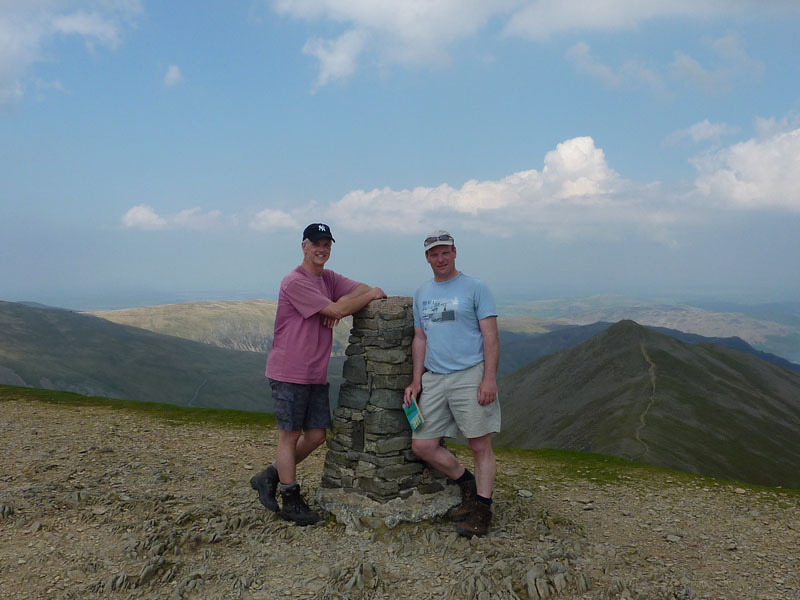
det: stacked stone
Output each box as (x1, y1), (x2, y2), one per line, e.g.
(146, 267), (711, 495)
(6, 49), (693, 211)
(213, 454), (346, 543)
(321, 296), (445, 503)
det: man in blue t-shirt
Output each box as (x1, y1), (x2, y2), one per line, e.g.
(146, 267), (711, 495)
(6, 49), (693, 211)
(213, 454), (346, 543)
(404, 230), (501, 538)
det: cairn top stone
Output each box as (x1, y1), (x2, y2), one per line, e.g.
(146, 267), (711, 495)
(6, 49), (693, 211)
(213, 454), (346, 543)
(356, 296), (412, 319)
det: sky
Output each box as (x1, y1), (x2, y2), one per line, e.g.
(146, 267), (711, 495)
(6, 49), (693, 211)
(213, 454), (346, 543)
(1, 0), (799, 310)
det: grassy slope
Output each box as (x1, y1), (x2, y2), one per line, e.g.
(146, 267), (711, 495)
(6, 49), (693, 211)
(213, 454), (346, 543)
(3, 384), (796, 496)
(497, 321), (800, 489)
(0, 301), (270, 412)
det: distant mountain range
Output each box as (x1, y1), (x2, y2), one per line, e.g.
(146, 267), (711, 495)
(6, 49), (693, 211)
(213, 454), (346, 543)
(503, 294), (800, 363)
(497, 321), (800, 377)
(6, 298), (800, 488)
(88, 299), (800, 377)
(496, 320), (800, 488)
(89, 300), (352, 355)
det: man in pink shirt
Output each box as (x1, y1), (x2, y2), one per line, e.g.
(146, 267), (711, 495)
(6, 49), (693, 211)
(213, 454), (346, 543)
(251, 223), (386, 525)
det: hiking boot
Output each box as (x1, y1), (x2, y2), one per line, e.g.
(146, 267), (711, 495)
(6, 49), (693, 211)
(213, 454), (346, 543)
(450, 477), (477, 522)
(250, 465), (279, 512)
(279, 485), (320, 526)
(455, 500), (492, 538)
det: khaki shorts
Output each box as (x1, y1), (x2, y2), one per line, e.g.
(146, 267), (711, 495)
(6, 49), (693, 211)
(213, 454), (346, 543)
(413, 362), (501, 440)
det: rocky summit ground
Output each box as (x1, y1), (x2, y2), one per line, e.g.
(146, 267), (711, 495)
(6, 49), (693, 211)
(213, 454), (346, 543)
(1, 399), (799, 600)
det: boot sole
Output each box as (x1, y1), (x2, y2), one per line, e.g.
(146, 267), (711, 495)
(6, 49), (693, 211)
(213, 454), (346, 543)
(455, 525), (487, 538)
(278, 512), (320, 526)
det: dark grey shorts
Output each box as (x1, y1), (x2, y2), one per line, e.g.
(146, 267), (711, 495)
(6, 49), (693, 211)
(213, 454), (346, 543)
(268, 379), (331, 432)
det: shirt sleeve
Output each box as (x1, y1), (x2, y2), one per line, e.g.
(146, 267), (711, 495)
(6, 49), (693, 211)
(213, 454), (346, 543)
(412, 289), (422, 328)
(328, 271), (362, 301)
(475, 280), (497, 320)
(283, 276), (334, 319)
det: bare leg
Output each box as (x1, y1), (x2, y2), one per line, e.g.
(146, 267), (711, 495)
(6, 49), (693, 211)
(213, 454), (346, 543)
(411, 437), (465, 480)
(275, 428), (327, 484)
(467, 434), (496, 498)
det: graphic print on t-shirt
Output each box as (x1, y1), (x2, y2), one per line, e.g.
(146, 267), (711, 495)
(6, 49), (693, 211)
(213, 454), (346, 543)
(420, 297), (459, 327)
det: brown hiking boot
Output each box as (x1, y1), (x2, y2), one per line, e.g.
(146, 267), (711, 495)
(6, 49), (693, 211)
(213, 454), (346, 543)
(455, 500), (492, 538)
(279, 484), (320, 526)
(450, 477), (477, 522)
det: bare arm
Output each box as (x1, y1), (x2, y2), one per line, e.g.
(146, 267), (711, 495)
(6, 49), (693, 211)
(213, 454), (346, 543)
(403, 326), (427, 406)
(477, 316), (499, 406)
(319, 284), (386, 322)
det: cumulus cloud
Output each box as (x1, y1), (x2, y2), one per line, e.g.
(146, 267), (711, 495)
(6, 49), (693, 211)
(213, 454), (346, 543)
(122, 205), (167, 230)
(323, 137), (670, 241)
(303, 30), (366, 89)
(692, 127), (800, 211)
(122, 206), (230, 231)
(250, 208), (301, 232)
(0, 1), (141, 106)
(666, 119), (741, 144)
(163, 64), (183, 88)
(121, 127), (800, 242)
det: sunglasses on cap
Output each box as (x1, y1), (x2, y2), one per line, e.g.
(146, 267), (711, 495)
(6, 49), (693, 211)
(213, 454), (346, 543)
(424, 234), (454, 246)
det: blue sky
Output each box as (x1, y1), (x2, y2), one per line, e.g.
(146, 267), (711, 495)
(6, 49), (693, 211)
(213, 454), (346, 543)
(1, 1), (799, 310)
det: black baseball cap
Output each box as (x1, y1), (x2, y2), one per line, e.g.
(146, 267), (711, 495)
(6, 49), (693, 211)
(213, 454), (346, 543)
(303, 223), (335, 243)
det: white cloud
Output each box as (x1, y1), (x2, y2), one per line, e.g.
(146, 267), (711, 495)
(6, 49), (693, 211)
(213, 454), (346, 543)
(250, 208), (301, 232)
(275, 0), (503, 67)
(566, 42), (665, 97)
(303, 30), (366, 89)
(754, 114), (800, 138)
(670, 35), (763, 94)
(0, 1), (141, 106)
(122, 205), (167, 230)
(324, 136), (666, 241)
(504, 0), (727, 41)
(173, 208), (224, 231)
(162, 64), (183, 88)
(271, 1), (781, 88)
(122, 127), (800, 242)
(666, 119), (740, 144)
(51, 10), (122, 48)
(122, 206), (229, 231)
(692, 127), (800, 211)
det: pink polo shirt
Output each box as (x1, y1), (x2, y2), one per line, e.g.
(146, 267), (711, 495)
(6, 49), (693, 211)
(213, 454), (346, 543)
(265, 266), (361, 385)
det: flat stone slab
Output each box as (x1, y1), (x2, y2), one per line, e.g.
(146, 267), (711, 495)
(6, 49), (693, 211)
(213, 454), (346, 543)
(317, 485), (460, 533)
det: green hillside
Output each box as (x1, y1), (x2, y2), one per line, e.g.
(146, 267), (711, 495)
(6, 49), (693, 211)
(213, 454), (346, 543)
(497, 320), (800, 489)
(0, 301), (275, 412)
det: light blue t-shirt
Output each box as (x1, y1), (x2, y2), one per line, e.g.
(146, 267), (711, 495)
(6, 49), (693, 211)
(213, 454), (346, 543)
(413, 272), (497, 374)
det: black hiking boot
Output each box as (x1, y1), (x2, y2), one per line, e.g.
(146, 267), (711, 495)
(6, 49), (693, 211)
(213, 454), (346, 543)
(450, 477), (477, 522)
(279, 484), (320, 526)
(250, 465), (279, 512)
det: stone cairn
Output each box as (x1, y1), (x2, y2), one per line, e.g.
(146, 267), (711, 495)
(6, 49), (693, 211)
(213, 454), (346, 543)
(317, 297), (459, 529)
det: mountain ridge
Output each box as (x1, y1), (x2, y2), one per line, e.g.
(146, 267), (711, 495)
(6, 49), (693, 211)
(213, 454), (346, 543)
(497, 320), (800, 488)
(0, 300), (270, 412)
